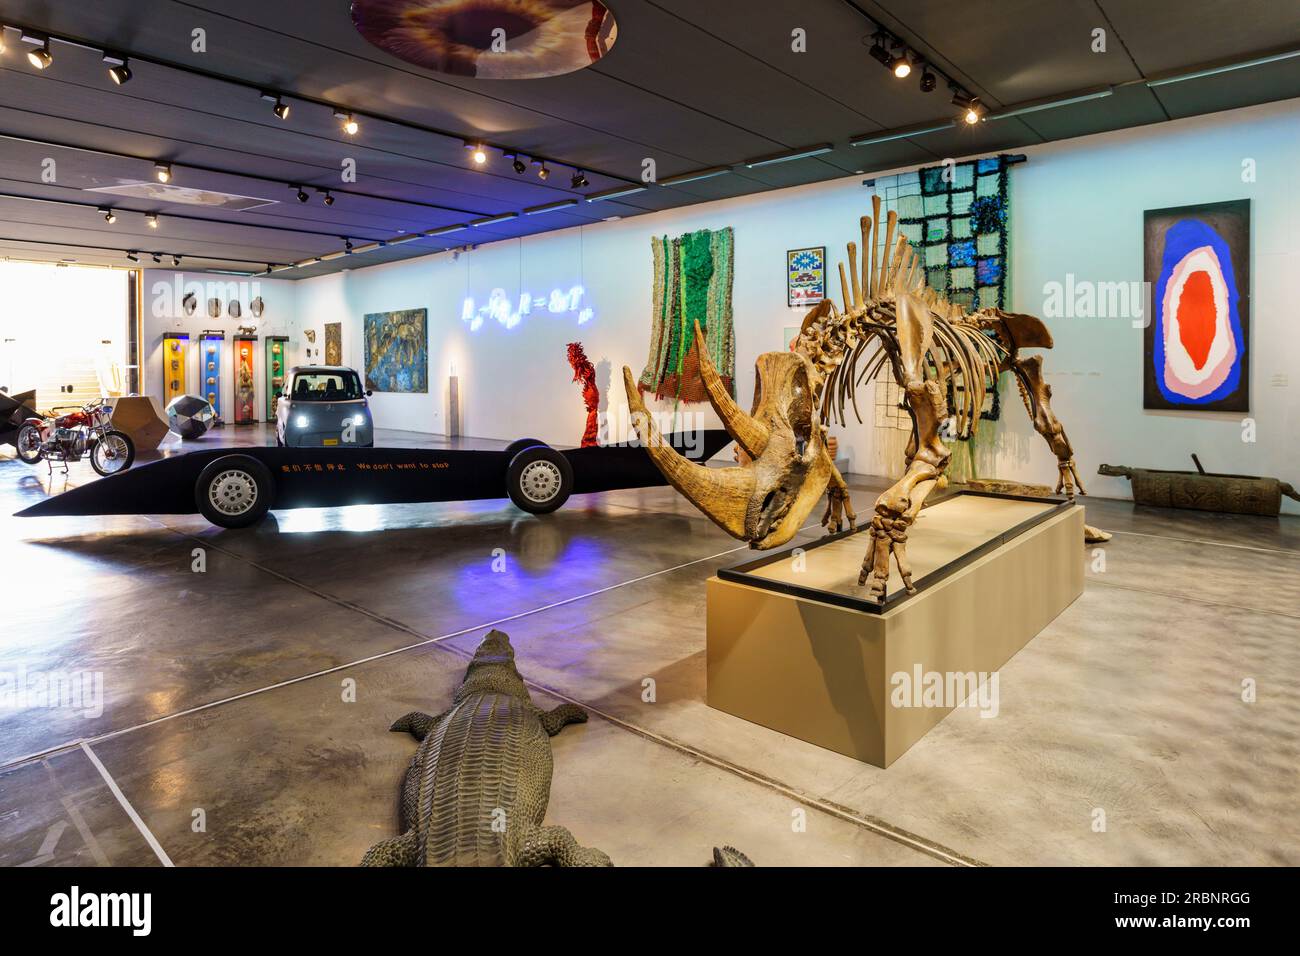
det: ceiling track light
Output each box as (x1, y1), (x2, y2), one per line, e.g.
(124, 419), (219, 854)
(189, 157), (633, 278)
(146, 214), (159, 228)
(465, 141), (488, 165)
(919, 67), (937, 93)
(24, 35), (53, 70)
(150, 253), (162, 264)
(571, 169), (589, 189)
(890, 47), (912, 79)
(343, 238), (354, 253)
(535, 161), (550, 181)
(507, 153), (528, 175)
(867, 32), (891, 67)
(126, 251), (139, 263)
(260, 92), (290, 120)
(334, 110), (359, 136)
(104, 54), (132, 85)
(100, 207), (116, 224)
(321, 189), (335, 206)
(172, 255), (182, 267)
(962, 98), (985, 125)
(154, 162), (172, 183)
(294, 185), (309, 203)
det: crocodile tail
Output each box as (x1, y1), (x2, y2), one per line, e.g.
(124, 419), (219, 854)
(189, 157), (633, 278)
(711, 845), (755, 867)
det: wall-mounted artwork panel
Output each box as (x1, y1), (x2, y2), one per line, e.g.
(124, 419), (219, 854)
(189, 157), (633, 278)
(364, 309), (428, 393)
(1144, 199), (1250, 412)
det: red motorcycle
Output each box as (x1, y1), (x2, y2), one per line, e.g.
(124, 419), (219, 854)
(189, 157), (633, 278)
(15, 397), (135, 477)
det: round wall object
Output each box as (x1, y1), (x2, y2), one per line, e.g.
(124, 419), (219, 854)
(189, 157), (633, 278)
(207, 298), (222, 318)
(250, 297), (264, 317)
(182, 292), (198, 316)
(228, 300), (242, 319)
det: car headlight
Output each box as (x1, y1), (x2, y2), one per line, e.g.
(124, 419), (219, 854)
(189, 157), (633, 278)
(295, 415), (309, 428)
(344, 414), (367, 427)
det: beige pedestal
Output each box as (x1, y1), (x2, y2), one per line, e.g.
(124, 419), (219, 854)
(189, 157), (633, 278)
(707, 495), (1085, 768)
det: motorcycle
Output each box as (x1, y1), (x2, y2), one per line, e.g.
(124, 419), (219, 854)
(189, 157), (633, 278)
(14, 397), (136, 477)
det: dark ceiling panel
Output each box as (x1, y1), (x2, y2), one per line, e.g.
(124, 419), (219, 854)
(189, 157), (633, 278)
(1097, 0), (1300, 75)
(0, 0), (1295, 277)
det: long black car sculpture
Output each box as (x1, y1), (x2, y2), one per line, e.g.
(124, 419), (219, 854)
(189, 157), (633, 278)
(14, 431), (732, 529)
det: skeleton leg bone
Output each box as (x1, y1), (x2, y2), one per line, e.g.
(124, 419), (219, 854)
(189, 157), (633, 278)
(859, 293), (951, 600)
(821, 461), (857, 534)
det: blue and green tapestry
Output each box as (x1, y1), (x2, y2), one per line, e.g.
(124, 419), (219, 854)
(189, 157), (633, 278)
(638, 227), (735, 404)
(881, 154), (1013, 421)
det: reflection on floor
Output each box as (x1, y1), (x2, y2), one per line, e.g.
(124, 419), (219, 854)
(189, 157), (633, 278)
(1, 427), (1297, 866)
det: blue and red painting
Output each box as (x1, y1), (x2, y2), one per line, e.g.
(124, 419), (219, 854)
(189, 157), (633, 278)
(1143, 200), (1250, 412)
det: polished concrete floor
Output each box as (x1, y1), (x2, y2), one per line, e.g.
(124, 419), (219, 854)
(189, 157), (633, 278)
(1, 424), (1297, 866)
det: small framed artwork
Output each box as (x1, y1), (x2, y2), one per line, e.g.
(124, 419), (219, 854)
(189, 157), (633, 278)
(787, 246), (826, 308)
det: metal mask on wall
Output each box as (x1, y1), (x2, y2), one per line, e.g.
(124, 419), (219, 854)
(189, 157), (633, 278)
(249, 296), (264, 318)
(182, 292), (198, 316)
(228, 300), (242, 319)
(207, 298), (222, 319)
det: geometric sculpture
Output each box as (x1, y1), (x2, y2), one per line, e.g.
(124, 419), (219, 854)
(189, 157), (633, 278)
(106, 396), (171, 452)
(165, 394), (215, 439)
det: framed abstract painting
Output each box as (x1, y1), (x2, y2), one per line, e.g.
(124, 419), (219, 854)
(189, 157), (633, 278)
(1143, 200), (1250, 412)
(363, 308), (428, 393)
(787, 247), (825, 307)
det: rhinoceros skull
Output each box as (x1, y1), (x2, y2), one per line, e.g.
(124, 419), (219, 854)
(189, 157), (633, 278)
(622, 326), (832, 549)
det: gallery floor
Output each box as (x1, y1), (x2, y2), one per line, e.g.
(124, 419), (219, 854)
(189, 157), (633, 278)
(1, 427), (1296, 867)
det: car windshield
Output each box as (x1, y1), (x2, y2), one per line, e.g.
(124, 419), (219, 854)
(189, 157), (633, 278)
(290, 371), (363, 402)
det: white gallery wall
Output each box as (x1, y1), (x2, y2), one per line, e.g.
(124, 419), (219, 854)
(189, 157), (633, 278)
(292, 97), (1299, 513)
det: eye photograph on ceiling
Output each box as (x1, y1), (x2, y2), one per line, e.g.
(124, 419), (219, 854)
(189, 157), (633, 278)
(0, 0), (1295, 935)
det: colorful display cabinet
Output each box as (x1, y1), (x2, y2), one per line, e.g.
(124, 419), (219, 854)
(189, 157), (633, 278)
(232, 334), (257, 424)
(162, 333), (189, 405)
(265, 335), (289, 421)
(200, 331), (225, 422)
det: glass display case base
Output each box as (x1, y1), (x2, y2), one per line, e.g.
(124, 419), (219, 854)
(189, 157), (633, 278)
(706, 493), (1085, 768)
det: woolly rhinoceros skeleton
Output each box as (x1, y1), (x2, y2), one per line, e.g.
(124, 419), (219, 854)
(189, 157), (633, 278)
(622, 196), (1106, 602)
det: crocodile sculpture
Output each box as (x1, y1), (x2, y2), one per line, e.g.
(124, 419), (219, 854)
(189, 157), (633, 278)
(623, 195), (1107, 601)
(362, 629), (612, 867)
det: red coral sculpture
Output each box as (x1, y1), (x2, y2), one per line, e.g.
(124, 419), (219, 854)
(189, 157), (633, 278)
(566, 341), (599, 448)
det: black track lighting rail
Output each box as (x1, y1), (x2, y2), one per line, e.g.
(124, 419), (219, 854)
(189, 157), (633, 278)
(0, 18), (638, 188)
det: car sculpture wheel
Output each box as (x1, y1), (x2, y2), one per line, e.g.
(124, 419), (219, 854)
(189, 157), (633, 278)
(208, 468), (259, 517)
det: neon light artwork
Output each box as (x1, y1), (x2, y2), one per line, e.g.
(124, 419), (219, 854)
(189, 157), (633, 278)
(462, 286), (592, 332)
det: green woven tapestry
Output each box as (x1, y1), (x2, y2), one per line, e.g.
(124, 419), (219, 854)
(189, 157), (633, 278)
(638, 227), (735, 403)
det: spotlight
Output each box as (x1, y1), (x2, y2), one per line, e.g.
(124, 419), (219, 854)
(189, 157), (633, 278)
(295, 186), (309, 203)
(335, 111), (358, 135)
(466, 142), (488, 165)
(867, 33), (891, 67)
(510, 154), (527, 175)
(273, 99), (289, 120)
(155, 163), (172, 183)
(126, 251), (139, 263)
(963, 99), (985, 125)
(100, 208), (117, 224)
(105, 56), (132, 85)
(321, 190), (335, 206)
(344, 238), (354, 253)
(146, 214), (159, 228)
(27, 39), (52, 70)
(172, 255), (182, 267)
(890, 53), (912, 79)
(571, 170), (588, 189)
(919, 68), (937, 93)
(151, 253), (161, 264)
(536, 162), (549, 181)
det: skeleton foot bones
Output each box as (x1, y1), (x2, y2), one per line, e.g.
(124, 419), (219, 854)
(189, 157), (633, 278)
(623, 196), (1107, 603)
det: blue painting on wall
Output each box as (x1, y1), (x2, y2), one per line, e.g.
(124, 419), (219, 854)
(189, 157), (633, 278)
(364, 308), (428, 393)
